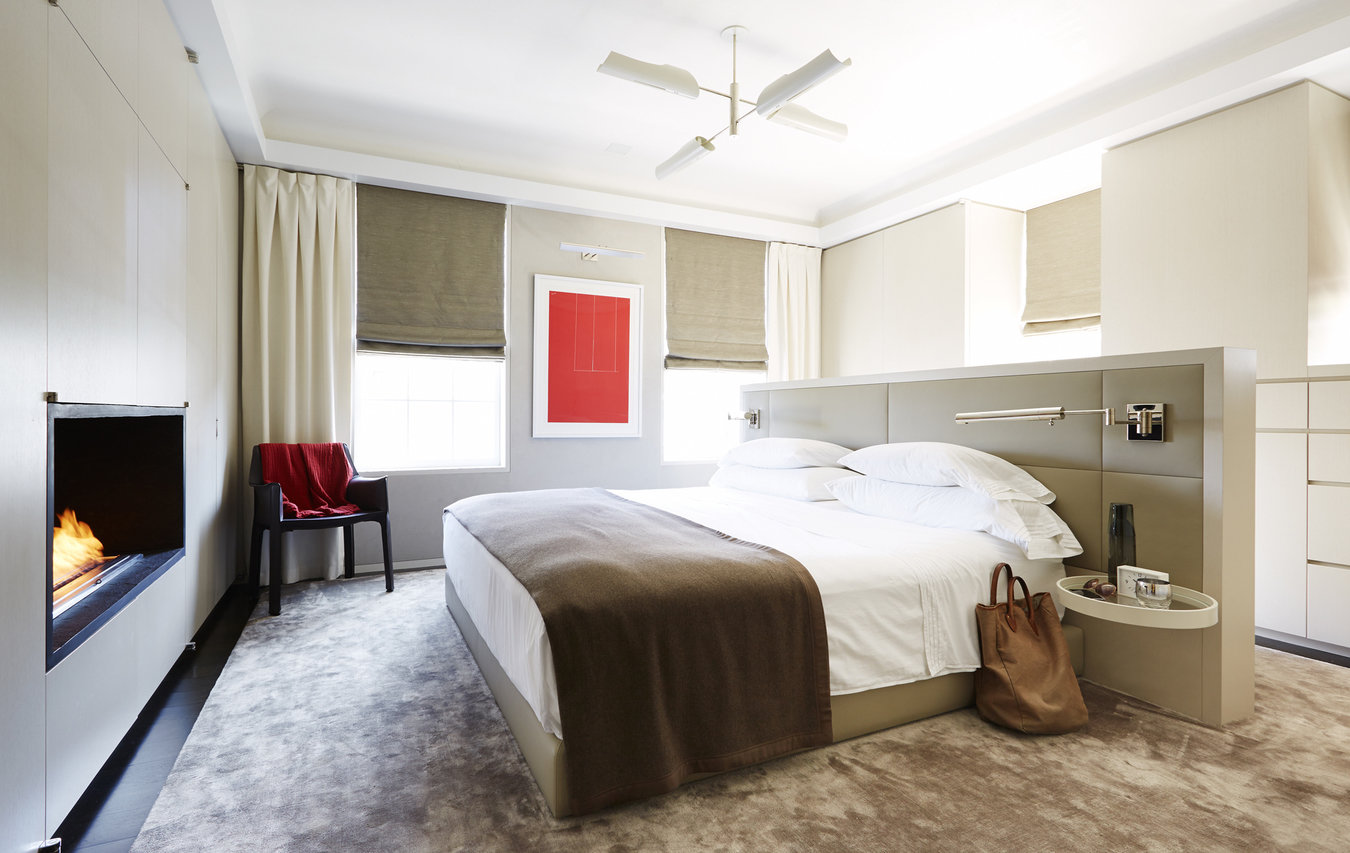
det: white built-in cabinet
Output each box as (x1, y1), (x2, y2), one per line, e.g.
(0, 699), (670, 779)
(820, 202), (1025, 377)
(0, 0), (240, 844)
(1256, 377), (1350, 655)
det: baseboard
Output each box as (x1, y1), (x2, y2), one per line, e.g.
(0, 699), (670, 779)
(1256, 629), (1350, 669)
(353, 558), (444, 575)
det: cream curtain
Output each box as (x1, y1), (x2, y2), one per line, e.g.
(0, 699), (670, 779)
(766, 242), (822, 382)
(242, 165), (355, 584)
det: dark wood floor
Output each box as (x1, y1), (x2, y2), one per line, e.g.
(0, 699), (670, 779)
(54, 586), (254, 853)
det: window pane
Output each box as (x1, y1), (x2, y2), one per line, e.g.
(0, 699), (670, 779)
(354, 352), (504, 471)
(662, 369), (765, 463)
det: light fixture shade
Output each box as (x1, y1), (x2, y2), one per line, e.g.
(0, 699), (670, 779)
(755, 49), (851, 117)
(598, 51), (699, 99)
(767, 103), (848, 141)
(655, 136), (715, 180)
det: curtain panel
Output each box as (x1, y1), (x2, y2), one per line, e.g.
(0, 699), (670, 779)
(766, 242), (822, 382)
(356, 184), (507, 357)
(664, 228), (768, 370)
(1022, 189), (1101, 335)
(242, 164), (355, 584)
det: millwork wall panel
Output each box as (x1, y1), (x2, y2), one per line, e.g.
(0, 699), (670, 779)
(0, 1), (51, 848)
(136, 127), (188, 406)
(47, 11), (140, 405)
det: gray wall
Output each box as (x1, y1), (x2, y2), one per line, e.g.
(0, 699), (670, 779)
(355, 206), (714, 566)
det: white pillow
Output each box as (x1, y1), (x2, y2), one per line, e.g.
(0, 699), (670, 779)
(710, 465), (860, 501)
(827, 477), (1083, 560)
(838, 442), (1055, 504)
(826, 477), (995, 529)
(718, 437), (852, 469)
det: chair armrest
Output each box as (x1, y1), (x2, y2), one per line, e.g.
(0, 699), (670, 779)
(347, 475), (389, 512)
(251, 481), (285, 525)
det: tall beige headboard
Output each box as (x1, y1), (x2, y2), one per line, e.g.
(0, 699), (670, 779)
(740, 347), (1256, 727)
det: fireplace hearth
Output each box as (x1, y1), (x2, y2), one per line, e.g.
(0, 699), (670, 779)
(47, 402), (185, 668)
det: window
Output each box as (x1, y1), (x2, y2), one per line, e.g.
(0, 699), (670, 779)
(662, 368), (765, 463)
(353, 352), (504, 471)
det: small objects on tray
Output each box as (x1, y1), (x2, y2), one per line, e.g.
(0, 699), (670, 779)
(1075, 578), (1117, 599)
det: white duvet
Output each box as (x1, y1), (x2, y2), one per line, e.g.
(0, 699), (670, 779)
(442, 486), (1065, 740)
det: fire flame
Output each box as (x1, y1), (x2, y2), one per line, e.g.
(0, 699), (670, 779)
(52, 508), (106, 587)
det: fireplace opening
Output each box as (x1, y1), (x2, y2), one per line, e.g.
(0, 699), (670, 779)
(48, 402), (186, 669)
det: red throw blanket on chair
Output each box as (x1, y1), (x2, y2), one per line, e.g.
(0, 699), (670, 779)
(259, 443), (361, 519)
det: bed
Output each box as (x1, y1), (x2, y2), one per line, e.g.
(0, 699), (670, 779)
(442, 439), (1084, 816)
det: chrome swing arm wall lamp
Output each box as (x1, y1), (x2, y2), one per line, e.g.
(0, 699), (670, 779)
(597, 25), (852, 179)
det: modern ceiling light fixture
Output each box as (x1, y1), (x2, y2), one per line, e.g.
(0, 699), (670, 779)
(597, 25), (851, 179)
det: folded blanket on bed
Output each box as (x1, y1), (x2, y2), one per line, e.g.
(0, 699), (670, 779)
(259, 443), (360, 519)
(448, 487), (832, 815)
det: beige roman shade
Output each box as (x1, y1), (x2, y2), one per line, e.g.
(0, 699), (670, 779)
(1022, 189), (1101, 335)
(356, 185), (506, 356)
(664, 228), (768, 370)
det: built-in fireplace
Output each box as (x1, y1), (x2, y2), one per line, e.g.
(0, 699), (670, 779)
(47, 401), (186, 669)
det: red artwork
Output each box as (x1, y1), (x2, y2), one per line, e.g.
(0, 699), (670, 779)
(546, 290), (630, 423)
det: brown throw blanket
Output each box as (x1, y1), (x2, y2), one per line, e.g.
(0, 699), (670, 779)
(448, 488), (832, 815)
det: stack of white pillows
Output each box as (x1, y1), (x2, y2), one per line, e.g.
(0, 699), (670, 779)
(710, 437), (1083, 560)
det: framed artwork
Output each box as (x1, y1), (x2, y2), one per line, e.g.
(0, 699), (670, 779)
(532, 275), (641, 437)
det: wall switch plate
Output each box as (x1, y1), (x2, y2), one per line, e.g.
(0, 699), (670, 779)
(1117, 565), (1169, 599)
(1125, 402), (1164, 441)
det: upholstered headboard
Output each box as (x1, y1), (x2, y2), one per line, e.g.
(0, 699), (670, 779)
(739, 347), (1256, 727)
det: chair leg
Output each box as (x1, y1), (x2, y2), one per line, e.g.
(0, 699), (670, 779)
(343, 524), (356, 579)
(380, 517), (394, 592)
(248, 525), (263, 598)
(269, 526), (284, 616)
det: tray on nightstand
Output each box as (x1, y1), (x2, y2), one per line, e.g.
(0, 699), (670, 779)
(1055, 575), (1218, 629)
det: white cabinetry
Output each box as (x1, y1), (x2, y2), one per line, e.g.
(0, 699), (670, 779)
(1255, 375), (1350, 656)
(821, 202), (1017, 377)
(0, 0), (241, 843)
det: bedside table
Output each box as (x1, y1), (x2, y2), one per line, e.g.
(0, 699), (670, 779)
(1055, 575), (1218, 629)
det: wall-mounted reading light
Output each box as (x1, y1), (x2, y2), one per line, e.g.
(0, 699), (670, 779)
(728, 409), (762, 429)
(955, 403), (1165, 439)
(559, 242), (645, 261)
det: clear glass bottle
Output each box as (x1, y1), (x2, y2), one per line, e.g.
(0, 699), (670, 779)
(1107, 502), (1135, 586)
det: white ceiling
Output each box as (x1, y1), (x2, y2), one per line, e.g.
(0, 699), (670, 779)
(167, 0), (1350, 246)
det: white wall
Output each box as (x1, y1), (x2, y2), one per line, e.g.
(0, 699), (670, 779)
(0, 0), (240, 844)
(353, 207), (713, 567)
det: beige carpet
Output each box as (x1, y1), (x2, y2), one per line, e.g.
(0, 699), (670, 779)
(132, 568), (1350, 852)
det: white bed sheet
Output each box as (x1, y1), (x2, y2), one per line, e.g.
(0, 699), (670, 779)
(442, 486), (1066, 740)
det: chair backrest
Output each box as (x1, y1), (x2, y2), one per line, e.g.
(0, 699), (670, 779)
(249, 443), (357, 486)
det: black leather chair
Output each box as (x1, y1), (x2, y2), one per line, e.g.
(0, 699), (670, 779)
(247, 443), (393, 615)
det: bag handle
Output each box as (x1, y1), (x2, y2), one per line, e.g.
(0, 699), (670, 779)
(987, 562), (1039, 635)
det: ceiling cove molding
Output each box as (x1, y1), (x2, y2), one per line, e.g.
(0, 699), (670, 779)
(164, 0), (267, 162)
(259, 140), (824, 246)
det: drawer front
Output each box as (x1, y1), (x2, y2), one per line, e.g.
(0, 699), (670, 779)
(1308, 564), (1350, 648)
(1309, 381), (1350, 429)
(1309, 434), (1350, 483)
(1308, 485), (1350, 565)
(1256, 382), (1307, 430)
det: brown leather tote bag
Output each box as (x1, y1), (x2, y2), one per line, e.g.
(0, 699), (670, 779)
(974, 562), (1088, 734)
